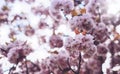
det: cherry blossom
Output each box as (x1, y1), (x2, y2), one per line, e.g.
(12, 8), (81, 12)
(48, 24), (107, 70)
(0, 0), (120, 74)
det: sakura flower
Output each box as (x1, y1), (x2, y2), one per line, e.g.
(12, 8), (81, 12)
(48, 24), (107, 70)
(24, 25), (35, 36)
(49, 34), (63, 48)
(65, 33), (96, 58)
(6, 40), (33, 64)
(90, 22), (109, 43)
(96, 44), (108, 56)
(70, 14), (95, 32)
(39, 51), (69, 74)
(49, 0), (74, 21)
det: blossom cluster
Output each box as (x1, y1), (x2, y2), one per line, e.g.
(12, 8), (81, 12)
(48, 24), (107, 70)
(49, 0), (74, 21)
(0, 40), (32, 64)
(65, 33), (96, 58)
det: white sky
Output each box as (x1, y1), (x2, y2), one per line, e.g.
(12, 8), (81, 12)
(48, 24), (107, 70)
(107, 0), (120, 15)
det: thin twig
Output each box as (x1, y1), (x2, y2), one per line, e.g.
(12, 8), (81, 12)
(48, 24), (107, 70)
(58, 65), (63, 71)
(31, 61), (41, 71)
(76, 52), (81, 74)
(0, 48), (8, 54)
(67, 58), (76, 73)
(58, 52), (82, 74)
(25, 58), (29, 74)
(58, 62), (71, 74)
(8, 66), (16, 74)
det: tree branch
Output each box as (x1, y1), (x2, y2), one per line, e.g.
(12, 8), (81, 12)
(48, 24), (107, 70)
(76, 52), (81, 74)
(25, 58), (29, 74)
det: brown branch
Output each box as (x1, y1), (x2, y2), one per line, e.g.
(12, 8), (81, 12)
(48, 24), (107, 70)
(30, 61), (41, 71)
(67, 52), (81, 74)
(25, 58), (29, 74)
(67, 58), (76, 73)
(58, 52), (82, 74)
(8, 66), (16, 74)
(76, 52), (81, 74)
